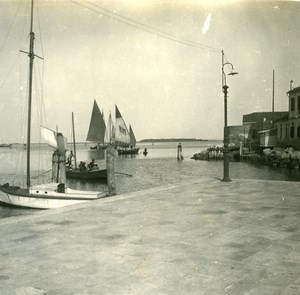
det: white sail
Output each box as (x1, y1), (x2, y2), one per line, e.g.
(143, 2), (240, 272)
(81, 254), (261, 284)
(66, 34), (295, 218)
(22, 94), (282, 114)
(41, 126), (58, 149)
(41, 126), (67, 149)
(129, 124), (137, 147)
(104, 112), (114, 144)
(115, 105), (130, 147)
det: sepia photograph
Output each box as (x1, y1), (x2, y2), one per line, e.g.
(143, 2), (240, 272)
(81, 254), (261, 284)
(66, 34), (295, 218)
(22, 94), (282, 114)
(0, 0), (299, 294)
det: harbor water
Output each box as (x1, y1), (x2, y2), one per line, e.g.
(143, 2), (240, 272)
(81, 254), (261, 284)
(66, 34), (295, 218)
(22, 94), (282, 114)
(1, 140), (300, 219)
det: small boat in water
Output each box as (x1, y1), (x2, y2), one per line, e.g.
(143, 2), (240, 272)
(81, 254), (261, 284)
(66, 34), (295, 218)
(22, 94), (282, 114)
(0, 143), (12, 148)
(66, 167), (107, 181)
(66, 112), (107, 181)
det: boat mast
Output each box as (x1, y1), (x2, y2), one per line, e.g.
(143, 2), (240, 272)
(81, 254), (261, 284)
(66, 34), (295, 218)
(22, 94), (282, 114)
(72, 112), (77, 169)
(27, 0), (35, 188)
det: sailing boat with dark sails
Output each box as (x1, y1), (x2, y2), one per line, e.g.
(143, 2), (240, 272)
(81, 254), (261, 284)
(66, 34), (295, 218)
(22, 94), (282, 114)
(115, 105), (139, 155)
(0, 0), (107, 209)
(66, 113), (107, 181)
(86, 100), (107, 150)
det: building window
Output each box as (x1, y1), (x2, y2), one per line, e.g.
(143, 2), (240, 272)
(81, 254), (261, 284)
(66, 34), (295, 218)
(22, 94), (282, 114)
(291, 124), (295, 138)
(291, 97), (295, 111)
(298, 96), (300, 112)
(298, 126), (300, 138)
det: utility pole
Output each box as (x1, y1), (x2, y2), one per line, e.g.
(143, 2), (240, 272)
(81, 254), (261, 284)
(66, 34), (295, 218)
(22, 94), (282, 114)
(272, 70), (275, 112)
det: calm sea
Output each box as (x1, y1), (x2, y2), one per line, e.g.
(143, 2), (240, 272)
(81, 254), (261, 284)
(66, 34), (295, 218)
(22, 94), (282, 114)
(1, 140), (300, 219)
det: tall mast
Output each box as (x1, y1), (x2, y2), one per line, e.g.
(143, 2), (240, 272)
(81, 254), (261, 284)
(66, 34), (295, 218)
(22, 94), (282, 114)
(72, 112), (77, 169)
(272, 69), (275, 112)
(27, 0), (35, 187)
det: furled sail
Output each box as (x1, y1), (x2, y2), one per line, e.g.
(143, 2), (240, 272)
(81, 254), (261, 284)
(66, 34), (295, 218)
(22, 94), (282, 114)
(86, 100), (106, 144)
(129, 124), (137, 148)
(115, 105), (130, 147)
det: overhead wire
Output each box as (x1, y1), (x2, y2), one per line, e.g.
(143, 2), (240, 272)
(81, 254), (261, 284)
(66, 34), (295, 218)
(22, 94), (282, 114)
(71, 0), (221, 54)
(0, 0), (23, 54)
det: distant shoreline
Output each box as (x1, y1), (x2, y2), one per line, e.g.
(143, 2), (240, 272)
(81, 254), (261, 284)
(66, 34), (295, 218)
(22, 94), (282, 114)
(139, 138), (211, 143)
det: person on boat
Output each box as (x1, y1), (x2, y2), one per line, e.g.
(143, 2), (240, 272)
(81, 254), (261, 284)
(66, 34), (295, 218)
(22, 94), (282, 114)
(66, 150), (74, 167)
(79, 161), (87, 172)
(88, 159), (98, 171)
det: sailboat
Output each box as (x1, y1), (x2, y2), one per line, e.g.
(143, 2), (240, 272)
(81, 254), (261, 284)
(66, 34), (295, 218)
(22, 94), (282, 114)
(66, 113), (107, 181)
(86, 100), (107, 150)
(0, 0), (107, 209)
(0, 143), (12, 148)
(104, 112), (115, 144)
(115, 105), (139, 155)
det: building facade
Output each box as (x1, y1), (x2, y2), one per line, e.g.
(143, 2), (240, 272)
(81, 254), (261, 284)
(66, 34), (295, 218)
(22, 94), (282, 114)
(243, 112), (288, 149)
(274, 86), (300, 149)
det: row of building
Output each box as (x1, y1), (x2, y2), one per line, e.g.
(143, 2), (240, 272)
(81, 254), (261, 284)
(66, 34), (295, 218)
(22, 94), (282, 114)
(228, 84), (300, 151)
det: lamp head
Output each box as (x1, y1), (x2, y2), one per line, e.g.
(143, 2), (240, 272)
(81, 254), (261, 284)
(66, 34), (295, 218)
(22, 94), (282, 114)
(228, 71), (239, 76)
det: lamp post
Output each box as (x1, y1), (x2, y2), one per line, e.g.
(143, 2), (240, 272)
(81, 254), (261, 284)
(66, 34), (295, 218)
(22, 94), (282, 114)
(222, 50), (238, 182)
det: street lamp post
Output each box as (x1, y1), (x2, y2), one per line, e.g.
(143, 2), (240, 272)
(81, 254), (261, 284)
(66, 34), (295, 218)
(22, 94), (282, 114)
(222, 50), (238, 182)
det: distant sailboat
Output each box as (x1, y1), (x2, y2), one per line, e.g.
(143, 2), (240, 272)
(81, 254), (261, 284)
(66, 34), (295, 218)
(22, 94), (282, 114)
(0, 0), (107, 209)
(86, 100), (106, 150)
(104, 112), (115, 144)
(0, 142), (12, 148)
(115, 105), (139, 155)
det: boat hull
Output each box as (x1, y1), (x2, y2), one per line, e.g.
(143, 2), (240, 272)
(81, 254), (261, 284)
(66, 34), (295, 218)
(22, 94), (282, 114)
(0, 144), (12, 148)
(0, 183), (107, 209)
(117, 148), (139, 155)
(66, 168), (107, 180)
(90, 145), (107, 150)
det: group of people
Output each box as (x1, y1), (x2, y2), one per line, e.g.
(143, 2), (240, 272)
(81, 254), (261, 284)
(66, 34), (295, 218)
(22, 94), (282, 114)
(66, 150), (99, 172)
(78, 159), (99, 172)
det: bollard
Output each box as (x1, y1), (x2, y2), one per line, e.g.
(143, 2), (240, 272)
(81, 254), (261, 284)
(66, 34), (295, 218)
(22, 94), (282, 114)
(106, 143), (116, 195)
(177, 142), (183, 160)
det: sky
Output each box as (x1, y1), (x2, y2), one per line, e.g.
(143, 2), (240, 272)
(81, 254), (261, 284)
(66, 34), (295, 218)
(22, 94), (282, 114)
(0, 0), (300, 143)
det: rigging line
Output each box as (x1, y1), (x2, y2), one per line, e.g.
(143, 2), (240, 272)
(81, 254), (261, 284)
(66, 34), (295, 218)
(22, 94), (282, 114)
(34, 54), (46, 127)
(19, 0), (30, 54)
(83, 0), (220, 53)
(0, 54), (19, 90)
(0, 0), (23, 54)
(0, 27), (29, 91)
(71, 0), (220, 53)
(36, 1), (45, 58)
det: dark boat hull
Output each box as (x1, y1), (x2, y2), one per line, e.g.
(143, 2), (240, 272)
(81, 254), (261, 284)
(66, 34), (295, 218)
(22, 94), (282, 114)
(90, 144), (107, 150)
(117, 148), (139, 155)
(0, 144), (12, 148)
(66, 168), (107, 180)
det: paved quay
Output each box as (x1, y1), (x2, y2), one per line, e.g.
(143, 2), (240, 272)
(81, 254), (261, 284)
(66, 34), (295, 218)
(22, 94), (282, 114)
(0, 177), (299, 295)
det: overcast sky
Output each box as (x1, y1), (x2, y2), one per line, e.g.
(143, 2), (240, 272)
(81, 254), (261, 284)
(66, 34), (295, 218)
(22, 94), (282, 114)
(0, 0), (299, 143)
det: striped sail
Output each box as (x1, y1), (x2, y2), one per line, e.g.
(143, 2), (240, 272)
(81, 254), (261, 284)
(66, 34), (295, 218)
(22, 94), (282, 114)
(115, 105), (130, 147)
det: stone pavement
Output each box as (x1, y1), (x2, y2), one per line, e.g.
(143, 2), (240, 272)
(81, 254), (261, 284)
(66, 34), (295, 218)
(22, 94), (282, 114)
(0, 177), (299, 295)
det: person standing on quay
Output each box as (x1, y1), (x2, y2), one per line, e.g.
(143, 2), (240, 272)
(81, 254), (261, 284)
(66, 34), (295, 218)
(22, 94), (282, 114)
(177, 142), (183, 160)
